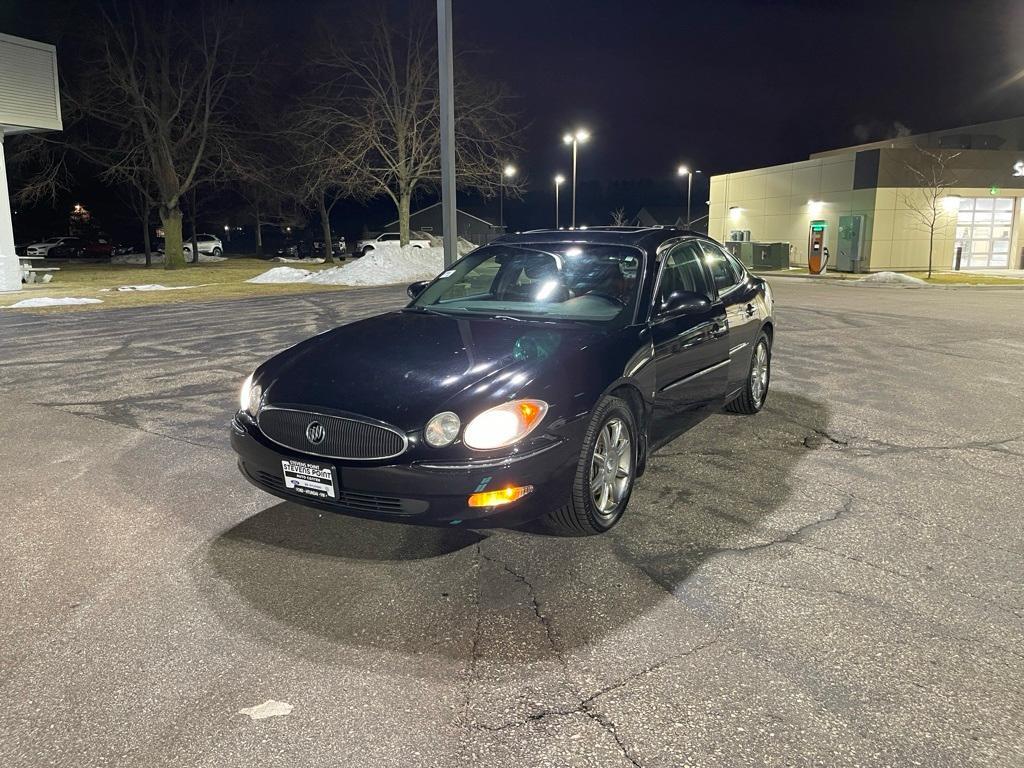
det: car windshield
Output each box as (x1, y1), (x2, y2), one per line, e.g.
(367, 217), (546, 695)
(410, 242), (642, 323)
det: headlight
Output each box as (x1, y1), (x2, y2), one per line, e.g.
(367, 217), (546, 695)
(463, 399), (548, 451)
(239, 373), (262, 415)
(424, 411), (461, 447)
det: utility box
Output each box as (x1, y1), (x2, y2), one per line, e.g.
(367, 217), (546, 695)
(726, 240), (790, 270)
(836, 215), (865, 272)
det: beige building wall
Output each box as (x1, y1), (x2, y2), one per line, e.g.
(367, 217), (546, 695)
(708, 153), (872, 268)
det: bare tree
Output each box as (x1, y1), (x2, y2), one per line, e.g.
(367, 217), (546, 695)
(610, 207), (628, 226)
(902, 146), (960, 279)
(316, 12), (522, 245)
(66, 2), (239, 269)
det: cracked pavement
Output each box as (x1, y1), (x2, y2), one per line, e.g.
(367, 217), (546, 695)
(0, 279), (1022, 766)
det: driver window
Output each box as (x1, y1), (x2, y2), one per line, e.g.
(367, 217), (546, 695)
(699, 241), (740, 293)
(655, 242), (711, 313)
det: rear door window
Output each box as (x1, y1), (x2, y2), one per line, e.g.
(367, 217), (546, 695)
(699, 241), (740, 294)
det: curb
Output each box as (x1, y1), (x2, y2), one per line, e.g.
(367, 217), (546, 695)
(761, 274), (1024, 289)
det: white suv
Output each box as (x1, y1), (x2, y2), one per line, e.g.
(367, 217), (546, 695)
(26, 236), (77, 256)
(356, 231), (431, 256)
(183, 233), (224, 257)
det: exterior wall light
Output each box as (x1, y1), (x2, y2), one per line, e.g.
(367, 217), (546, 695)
(729, 206), (742, 220)
(942, 195), (961, 212)
(807, 200), (824, 216)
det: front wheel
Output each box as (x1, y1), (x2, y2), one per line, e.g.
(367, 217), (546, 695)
(544, 396), (638, 535)
(726, 331), (771, 414)
(212, 247), (222, 257)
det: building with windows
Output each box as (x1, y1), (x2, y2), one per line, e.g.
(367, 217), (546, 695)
(0, 33), (62, 292)
(708, 117), (1024, 272)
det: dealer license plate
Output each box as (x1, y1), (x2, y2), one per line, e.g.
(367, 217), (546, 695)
(281, 460), (337, 500)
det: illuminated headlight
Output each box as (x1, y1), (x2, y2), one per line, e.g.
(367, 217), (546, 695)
(239, 373), (262, 415)
(424, 411), (461, 447)
(463, 399), (548, 451)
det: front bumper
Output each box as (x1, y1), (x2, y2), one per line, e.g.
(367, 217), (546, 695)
(230, 414), (581, 527)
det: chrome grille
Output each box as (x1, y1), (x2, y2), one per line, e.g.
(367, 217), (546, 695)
(257, 407), (407, 460)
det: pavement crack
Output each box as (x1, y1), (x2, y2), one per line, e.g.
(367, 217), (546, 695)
(480, 552), (564, 665)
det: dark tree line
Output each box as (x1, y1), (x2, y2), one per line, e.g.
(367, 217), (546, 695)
(9, 0), (523, 268)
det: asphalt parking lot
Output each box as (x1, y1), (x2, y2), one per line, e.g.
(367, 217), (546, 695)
(1, 278), (1021, 767)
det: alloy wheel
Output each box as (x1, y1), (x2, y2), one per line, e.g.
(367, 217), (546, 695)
(589, 417), (632, 518)
(751, 341), (769, 405)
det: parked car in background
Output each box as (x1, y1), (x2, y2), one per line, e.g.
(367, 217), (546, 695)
(81, 237), (115, 259)
(26, 236), (79, 257)
(45, 237), (88, 259)
(157, 233), (224, 258)
(313, 237), (347, 259)
(232, 227), (775, 535)
(356, 231), (431, 256)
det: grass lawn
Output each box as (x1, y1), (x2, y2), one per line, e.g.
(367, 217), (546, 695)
(768, 267), (1024, 286)
(1, 258), (352, 312)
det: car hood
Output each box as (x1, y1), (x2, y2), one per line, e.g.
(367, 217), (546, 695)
(257, 310), (608, 431)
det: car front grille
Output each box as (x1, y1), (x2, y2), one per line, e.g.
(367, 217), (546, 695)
(252, 469), (425, 516)
(256, 407), (407, 460)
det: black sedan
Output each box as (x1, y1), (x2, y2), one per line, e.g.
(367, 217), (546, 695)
(231, 227), (775, 534)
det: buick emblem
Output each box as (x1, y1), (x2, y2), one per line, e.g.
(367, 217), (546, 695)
(306, 421), (326, 445)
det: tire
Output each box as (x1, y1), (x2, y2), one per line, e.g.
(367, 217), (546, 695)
(412, 244), (422, 249)
(726, 331), (771, 414)
(544, 396), (638, 535)
(212, 247), (222, 257)
(361, 246), (373, 256)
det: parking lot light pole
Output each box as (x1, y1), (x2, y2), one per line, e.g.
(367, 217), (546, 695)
(554, 174), (565, 229)
(499, 164), (516, 229)
(437, 0), (457, 267)
(563, 128), (589, 228)
(677, 165), (702, 228)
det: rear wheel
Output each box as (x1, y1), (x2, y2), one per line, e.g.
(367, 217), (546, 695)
(212, 247), (223, 257)
(726, 331), (771, 414)
(544, 396), (637, 535)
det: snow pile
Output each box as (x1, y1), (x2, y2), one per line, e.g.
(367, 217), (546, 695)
(249, 242), (445, 286)
(115, 284), (198, 292)
(247, 267), (315, 284)
(7, 297), (103, 308)
(111, 252), (227, 265)
(272, 257), (326, 264)
(855, 271), (928, 286)
(427, 234), (478, 256)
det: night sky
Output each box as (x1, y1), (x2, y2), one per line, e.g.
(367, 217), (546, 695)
(6, 0), (1024, 234)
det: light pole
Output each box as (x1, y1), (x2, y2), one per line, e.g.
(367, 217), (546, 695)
(563, 128), (590, 228)
(677, 165), (702, 227)
(554, 174), (565, 229)
(499, 164), (516, 229)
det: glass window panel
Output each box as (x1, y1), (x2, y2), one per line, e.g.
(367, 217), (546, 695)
(959, 197), (975, 211)
(955, 226), (971, 239)
(972, 227), (992, 240)
(991, 254), (1009, 266)
(993, 226), (1012, 239)
(957, 211), (975, 224)
(992, 240), (1010, 254)
(995, 198), (1014, 211)
(971, 241), (990, 254)
(993, 211), (1012, 224)
(975, 198), (995, 211)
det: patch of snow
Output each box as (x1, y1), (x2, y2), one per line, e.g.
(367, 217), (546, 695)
(115, 284), (198, 292)
(246, 267), (314, 284)
(855, 271), (928, 286)
(237, 700), (294, 720)
(111, 252), (227, 265)
(7, 296), (103, 308)
(272, 256), (326, 264)
(249, 242), (446, 286)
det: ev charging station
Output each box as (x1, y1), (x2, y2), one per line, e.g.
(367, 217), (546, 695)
(0, 33), (62, 292)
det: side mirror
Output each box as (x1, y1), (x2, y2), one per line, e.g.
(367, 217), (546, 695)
(657, 289), (709, 316)
(407, 280), (430, 300)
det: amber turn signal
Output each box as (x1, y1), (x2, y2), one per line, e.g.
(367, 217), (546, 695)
(467, 485), (534, 508)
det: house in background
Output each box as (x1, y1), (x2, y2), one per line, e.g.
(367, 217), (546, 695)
(0, 33), (62, 292)
(383, 202), (503, 246)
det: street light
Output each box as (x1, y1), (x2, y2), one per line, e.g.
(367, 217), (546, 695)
(499, 164), (516, 229)
(677, 165), (702, 227)
(563, 128), (590, 228)
(554, 174), (565, 229)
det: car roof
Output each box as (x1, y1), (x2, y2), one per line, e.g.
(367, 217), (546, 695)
(493, 226), (707, 254)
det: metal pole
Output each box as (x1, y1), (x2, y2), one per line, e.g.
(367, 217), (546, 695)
(571, 140), (578, 228)
(499, 172), (504, 229)
(437, 0), (457, 267)
(686, 173), (692, 228)
(555, 183), (559, 229)
(0, 132), (20, 292)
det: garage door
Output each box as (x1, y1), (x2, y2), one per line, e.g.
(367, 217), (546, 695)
(955, 197), (1014, 268)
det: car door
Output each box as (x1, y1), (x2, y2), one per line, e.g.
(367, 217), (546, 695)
(648, 240), (730, 447)
(699, 241), (761, 396)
